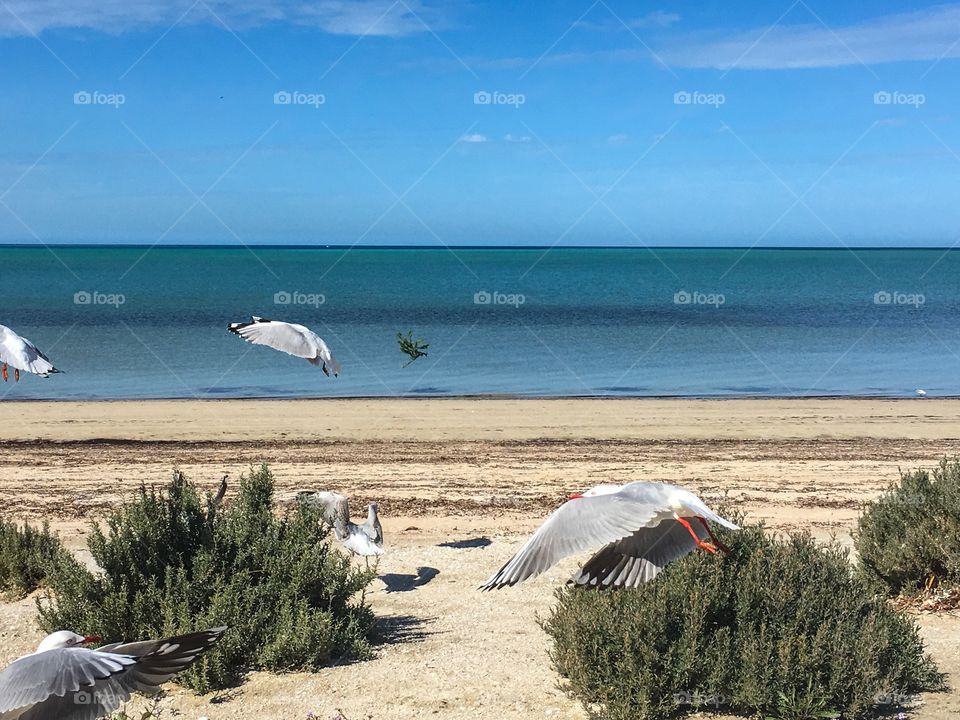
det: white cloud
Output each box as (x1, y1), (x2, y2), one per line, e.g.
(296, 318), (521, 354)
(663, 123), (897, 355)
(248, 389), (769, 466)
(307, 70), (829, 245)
(0, 0), (449, 37)
(577, 10), (680, 32)
(460, 133), (488, 143)
(504, 133), (531, 143)
(659, 4), (960, 70)
(606, 133), (630, 145)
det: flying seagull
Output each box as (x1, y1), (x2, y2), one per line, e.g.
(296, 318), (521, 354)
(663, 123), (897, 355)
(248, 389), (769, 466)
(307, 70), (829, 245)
(227, 316), (341, 377)
(480, 481), (737, 590)
(299, 490), (383, 560)
(0, 324), (61, 382)
(0, 626), (226, 719)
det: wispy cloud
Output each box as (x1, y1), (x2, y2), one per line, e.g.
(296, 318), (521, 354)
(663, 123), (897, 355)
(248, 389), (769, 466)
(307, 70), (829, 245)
(504, 133), (531, 143)
(576, 10), (680, 33)
(460, 133), (487, 143)
(660, 4), (960, 70)
(0, 0), (450, 38)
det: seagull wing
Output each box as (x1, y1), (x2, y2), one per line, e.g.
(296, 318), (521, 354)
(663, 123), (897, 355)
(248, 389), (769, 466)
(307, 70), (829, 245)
(228, 317), (317, 360)
(0, 627), (226, 720)
(479, 492), (664, 590)
(0, 326), (59, 377)
(299, 491), (350, 527)
(0, 647), (137, 720)
(569, 518), (708, 588)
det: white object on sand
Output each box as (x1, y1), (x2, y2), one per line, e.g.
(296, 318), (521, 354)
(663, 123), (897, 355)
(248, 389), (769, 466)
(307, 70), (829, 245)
(299, 490), (384, 557)
(0, 324), (61, 382)
(227, 316), (341, 377)
(479, 481), (738, 590)
(0, 627), (225, 719)
(916, 389), (927, 397)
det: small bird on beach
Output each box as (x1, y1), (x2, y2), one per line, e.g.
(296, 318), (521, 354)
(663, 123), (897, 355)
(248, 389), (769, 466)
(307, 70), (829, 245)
(479, 481), (737, 590)
(299, 490), (384, 561)
(0, 626), (226, 719)
(227, 316), (341, 377)
(0, 324), (61, 382)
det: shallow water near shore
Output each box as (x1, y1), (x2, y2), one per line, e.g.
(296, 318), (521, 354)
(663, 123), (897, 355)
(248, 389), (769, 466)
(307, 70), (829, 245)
(1, 246), (958, 399)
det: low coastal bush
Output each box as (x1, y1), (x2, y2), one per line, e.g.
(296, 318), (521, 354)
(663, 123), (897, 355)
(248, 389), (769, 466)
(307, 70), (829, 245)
(543, 518), (943, 720)
(855, 459), (960, 595)
(0, 518), (67, 598)
(38, 465), (376, 692)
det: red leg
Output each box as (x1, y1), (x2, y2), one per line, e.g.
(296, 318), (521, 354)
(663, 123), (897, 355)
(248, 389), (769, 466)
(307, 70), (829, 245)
(1, 364), (7, 382)
(697, 517), (731, 554)
(675, 516), (719, 554)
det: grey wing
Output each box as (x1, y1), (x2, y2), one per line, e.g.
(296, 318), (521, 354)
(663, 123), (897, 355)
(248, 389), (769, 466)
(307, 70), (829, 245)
(0, 648), (137, 720)
(569, 518), (707, 588)
(298, 491), (350, 527)
(479, 494), (662, 590)
(96, 626), (226, 690)
(228, 318), (316, 359)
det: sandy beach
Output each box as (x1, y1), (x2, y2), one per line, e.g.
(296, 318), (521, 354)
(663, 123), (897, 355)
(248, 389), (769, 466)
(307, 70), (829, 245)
(1, 398), (959, 719)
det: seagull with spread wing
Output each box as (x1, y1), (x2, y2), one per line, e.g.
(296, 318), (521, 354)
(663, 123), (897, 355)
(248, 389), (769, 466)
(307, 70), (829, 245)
(480, 481), (737, 590)
(298, 490), (383, 560)
(227, 316), (341, 377)
(0, 626), (226, 719)
(0, 324), (61, 383)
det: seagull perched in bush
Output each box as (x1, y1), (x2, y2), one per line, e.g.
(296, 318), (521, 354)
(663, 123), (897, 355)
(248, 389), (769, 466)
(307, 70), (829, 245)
(0, 324), (61, 382)
(299, 490), (383, 561)
(0, 626), (226, 719)
(227, 316), (341, 377)
(480, 481), (737, 590)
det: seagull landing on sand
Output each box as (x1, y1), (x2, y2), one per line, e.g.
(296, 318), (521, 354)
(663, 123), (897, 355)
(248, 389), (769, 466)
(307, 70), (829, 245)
(0, 626), (226, 719)
(299, 491), (384, 563)
(479, 481), (738, 591)
(0, 324), (61, 382)
(227, 316), (341, 377)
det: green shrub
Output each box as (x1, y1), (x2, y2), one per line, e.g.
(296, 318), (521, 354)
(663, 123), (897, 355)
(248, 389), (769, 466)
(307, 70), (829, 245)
(855, 459), (960, 595)
(0, 518), (67, 598)
(542, 518), (944, 720)
(38, 465), (376, 692)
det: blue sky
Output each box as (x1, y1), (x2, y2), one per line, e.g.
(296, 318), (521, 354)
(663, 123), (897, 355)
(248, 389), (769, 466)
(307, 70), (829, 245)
(0, 0), (958, 246)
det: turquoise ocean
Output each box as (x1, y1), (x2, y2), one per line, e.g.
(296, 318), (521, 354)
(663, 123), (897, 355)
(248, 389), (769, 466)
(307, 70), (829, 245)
(0, 246), (956, 399)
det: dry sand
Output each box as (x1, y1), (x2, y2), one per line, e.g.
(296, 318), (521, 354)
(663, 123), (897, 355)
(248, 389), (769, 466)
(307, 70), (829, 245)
(1, 398), (959, 719)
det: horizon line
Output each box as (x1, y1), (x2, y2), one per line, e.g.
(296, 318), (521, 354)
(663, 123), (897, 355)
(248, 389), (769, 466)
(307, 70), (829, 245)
(1, 243), (959, 251)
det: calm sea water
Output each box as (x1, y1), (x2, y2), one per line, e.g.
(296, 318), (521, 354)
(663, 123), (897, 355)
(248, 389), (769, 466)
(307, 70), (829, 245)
(0, 246), (958, 400)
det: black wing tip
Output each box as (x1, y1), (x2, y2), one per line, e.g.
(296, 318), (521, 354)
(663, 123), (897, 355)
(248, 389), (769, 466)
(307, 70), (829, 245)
(228, 316), (271, 334)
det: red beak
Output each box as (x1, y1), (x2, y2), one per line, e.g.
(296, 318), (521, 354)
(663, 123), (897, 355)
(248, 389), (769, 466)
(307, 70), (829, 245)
(82, 635), (100, 644)
(568, 493), (583, 500)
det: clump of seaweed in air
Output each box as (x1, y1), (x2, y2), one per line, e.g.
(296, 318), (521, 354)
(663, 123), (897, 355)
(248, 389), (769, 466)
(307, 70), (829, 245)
(397, 330), (429, 367)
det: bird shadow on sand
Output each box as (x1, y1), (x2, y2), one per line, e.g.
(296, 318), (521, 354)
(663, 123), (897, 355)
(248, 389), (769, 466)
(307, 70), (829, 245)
(371, 614), (437, 646)
(380, 566), (440, 593)
(436, 537), (492, 549)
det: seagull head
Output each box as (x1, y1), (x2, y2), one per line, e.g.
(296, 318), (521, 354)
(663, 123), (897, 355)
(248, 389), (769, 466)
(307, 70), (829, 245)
(35, 630), (100, 653)
(569, 484), (620, 500)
